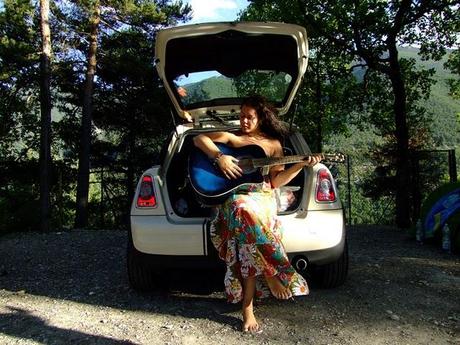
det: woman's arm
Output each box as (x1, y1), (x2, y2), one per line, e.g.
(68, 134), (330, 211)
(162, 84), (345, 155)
(269, 142), (321, 188)
(193, 132), (229, 160)
(193, 132), (243, 179)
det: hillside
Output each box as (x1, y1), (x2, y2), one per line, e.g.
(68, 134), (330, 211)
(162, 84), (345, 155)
(182, 47), (459, 148)
(399, 46), (460, 147)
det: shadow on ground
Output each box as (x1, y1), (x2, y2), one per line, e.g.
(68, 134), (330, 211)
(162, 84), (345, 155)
(0, 230), (241, 329)
(0, 307), (136, 344)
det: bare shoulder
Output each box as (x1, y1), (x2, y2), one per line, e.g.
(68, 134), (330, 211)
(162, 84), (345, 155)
(268, 138), (283, 157)
(256, 138), (283, 157)
(226, 132), (246, 146)
(201, 131), (234, 143)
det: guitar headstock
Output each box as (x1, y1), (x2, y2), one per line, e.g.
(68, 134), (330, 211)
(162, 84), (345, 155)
(322, 152), (346, 163)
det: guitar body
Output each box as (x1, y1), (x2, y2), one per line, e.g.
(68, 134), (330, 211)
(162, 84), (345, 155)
(188, 143), (266, 205)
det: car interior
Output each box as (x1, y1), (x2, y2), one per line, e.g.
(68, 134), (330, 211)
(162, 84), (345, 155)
(165, 132), (305, 218)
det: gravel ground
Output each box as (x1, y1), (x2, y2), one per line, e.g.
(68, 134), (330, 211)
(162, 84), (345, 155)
(0, 225), (459, 345)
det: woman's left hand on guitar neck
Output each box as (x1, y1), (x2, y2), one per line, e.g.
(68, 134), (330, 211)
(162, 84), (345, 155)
(270, 154), (322, 188)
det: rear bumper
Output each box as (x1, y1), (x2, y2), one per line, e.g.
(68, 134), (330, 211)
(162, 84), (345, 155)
(131, 215), (206, 255)
(132, 241), (345, 271)
(130, 208), (345, 267)
(129, 223), (345, 270)
(287, 226), (346, 266)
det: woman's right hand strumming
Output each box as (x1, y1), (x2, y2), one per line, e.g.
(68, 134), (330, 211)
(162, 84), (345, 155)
(216, 154), (242, 179)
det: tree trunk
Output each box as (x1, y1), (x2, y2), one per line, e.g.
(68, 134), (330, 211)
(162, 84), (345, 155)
(39, 0), (52, 233)
(314, 66), (323, 153)
(75, 3), (101, 229)
(126, 118), (135, 226)
(388, 43), (411, 228)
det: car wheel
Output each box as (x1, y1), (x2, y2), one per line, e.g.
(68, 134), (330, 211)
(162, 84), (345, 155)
(127, 232), (158, 291)
(314, 240), (349, 288)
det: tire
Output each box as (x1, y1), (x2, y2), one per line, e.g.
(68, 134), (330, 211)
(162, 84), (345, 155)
(127, 232), (158, 291)
(314, 240), (349, 288)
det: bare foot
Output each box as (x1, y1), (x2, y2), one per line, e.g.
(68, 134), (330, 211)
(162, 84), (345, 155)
(242, 305), (261, 333)
(265, 275), (292, 299)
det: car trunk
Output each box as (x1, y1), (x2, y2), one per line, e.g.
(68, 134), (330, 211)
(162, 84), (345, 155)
(154, 22), (308, 121)
(165, 132), (306, 218)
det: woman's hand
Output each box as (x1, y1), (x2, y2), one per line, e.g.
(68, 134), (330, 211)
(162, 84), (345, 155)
(217, 155), (243, 179)
(270, 154), (323, 188)
(297, 154), (322, 168)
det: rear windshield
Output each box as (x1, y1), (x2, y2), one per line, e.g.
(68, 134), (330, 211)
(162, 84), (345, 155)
(174, 70), (292, 107)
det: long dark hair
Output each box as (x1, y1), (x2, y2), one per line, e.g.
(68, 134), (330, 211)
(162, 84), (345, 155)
(241, 94), (290, 141)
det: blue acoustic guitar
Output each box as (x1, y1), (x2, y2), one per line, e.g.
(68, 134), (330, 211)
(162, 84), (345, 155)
(188, 142), (345, 206)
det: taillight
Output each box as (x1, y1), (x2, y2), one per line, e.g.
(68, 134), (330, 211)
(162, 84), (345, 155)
(137, 175), (156, 207)
(315, 169), (336, 202)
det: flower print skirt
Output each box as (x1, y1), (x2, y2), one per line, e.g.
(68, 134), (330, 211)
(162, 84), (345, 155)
(210, 181), (309, 303)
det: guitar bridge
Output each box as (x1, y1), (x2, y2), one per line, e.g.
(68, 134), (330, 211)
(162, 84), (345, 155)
(261, 166), (270, 176)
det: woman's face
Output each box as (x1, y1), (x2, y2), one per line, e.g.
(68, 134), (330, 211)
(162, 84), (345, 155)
(239, 105), (260, 134)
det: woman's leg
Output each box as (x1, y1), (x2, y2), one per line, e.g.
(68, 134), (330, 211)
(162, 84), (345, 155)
(242, 276), (260, 332)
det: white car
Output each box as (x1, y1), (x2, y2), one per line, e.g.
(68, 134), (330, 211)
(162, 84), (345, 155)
(128, 22), (348, 290)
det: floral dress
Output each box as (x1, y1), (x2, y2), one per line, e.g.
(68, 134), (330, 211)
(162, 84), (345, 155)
(210, 179), (309, 303)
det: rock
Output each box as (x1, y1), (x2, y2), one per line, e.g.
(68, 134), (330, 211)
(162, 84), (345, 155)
(386, 310), (401, 321)
(390, 314), (401, 321)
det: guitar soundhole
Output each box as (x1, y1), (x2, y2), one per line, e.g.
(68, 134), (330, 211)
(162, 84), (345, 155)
(237, 155), (257, 174)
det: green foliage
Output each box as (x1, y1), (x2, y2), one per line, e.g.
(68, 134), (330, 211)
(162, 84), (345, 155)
(0, 0), (44, 234)
(51, 0), (191, 229)
(0, 0), (41, 160)
(0, 1), (192, 232)
(399, 47), (460, 147)
(181, 70), (292, 106)
(242, 0), (459, 226)
(0, 160), (39, 233)
(326, 124), (456, 225)
(444, 49), (460, 100)
(326, 124), (394, 224)
(233, 70), (291, 102)
(93, 29), (175, 175)
(0, 157), (79, 234)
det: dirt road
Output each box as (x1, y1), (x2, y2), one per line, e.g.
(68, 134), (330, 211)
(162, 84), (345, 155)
(0, 226), (459, 344)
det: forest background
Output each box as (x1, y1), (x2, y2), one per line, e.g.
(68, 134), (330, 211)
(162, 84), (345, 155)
(0, 0), (459, 234)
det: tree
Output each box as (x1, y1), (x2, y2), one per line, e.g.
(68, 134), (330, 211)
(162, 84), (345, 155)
(39, 0), (53, 232)
(0, 0), (39, 161)
(75, 0), (101, 229)
(241, 2), (361, 153)
(93, 29), (174, 224)
(53, 0), (191, 228)
(445, 49), (460, 99)
(0, 0), (57, 233)
(244, 0), (459, 227)
(1, 0), (193, 231)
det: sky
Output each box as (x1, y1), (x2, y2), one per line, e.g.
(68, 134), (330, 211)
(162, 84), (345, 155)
(0, 1), (249, 23)
(174, 0), (250, 85)
(184, 0), (249, 23)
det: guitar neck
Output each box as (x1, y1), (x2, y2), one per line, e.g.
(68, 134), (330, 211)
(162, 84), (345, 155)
(249, 153), (344, 168)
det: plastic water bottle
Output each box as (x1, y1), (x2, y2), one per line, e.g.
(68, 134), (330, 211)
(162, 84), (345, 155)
(442, 223), (451, 253)
(415, 219), (424, 243)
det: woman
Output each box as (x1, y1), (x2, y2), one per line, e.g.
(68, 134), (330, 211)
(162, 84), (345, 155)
(193, 95), (321, 333)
